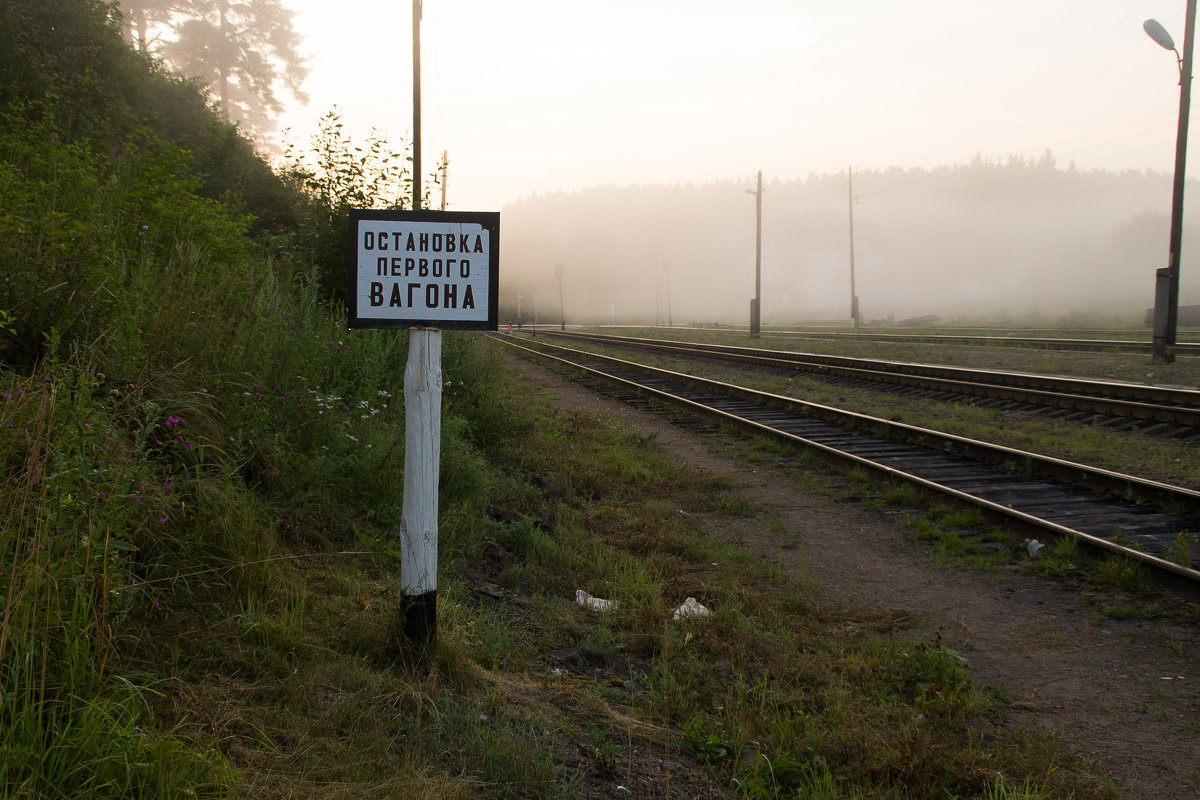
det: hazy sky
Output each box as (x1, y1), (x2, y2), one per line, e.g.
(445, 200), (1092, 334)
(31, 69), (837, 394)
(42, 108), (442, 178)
(277, 1), (1198, 211)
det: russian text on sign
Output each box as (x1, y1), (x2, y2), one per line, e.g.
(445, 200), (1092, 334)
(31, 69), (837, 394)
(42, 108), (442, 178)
(347, 210), (499, 331)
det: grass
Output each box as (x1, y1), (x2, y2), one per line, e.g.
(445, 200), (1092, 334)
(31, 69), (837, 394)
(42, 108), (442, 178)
(0, 86), (512, 795)
(79, 355), (1127, 798)
(1167, 531), (1198, 569)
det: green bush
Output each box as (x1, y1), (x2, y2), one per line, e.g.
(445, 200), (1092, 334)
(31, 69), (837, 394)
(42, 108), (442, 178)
(0, 116), (252, 371)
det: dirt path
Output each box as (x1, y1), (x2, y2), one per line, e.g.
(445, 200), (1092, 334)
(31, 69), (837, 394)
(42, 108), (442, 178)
(509, 355), (1200, 799)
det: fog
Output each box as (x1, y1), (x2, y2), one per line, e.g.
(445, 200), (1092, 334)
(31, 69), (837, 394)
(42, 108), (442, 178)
(147, 0), (1197, 330)
(499, 158), (1198, 328)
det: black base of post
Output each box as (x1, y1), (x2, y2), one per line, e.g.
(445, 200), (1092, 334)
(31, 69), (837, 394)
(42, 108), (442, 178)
(403, 589), (437, 646)
(1153, 267), (1176, 365)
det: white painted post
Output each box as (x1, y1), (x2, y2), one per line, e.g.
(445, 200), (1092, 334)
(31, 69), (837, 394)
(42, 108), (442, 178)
(399, 327), (441, 644)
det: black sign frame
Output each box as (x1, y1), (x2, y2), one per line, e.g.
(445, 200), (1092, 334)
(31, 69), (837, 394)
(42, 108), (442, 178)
(348, 209), (500, 330)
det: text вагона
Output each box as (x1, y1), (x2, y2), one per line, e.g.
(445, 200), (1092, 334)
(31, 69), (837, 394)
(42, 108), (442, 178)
(362, 229), (486, 310)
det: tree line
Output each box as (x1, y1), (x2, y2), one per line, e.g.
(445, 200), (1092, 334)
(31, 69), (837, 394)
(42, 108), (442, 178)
(499, 158), (1194, 327)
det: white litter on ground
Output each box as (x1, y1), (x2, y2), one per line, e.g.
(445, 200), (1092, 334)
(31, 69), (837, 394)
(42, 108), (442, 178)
(575, 589), (617, 612)
(671, 597), (711, 620)
(574, 590), (712, 620)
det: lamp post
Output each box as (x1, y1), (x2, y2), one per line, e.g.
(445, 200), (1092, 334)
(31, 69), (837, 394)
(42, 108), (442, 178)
(1145, 5), (1196, 364)
(747, 171), (763, 338)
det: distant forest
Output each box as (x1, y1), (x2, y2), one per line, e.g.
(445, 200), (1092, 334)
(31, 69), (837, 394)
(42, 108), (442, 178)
(499, 155), (1197, 328)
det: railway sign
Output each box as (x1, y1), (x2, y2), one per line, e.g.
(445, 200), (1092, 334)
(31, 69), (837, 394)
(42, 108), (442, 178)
(348, 209), (499, 330)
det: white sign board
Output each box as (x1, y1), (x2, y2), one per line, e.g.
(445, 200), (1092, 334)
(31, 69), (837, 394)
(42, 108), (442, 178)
(348, 209), (499, 330)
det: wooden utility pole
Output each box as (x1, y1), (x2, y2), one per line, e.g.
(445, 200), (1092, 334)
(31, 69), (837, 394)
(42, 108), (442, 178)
(556, 264), (565, 330)
(665, 260), (673, 328)
(751, 170), (762, 338)
(400, 0), (441, 646)
(411, 0), (421, 212)
(848, 166), (860, 329)
(399, 326), (440, 645)
(440, 149), (448, 211)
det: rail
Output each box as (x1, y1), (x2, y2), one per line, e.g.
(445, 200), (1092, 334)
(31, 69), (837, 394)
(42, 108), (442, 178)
(494, 333), (1200, 604)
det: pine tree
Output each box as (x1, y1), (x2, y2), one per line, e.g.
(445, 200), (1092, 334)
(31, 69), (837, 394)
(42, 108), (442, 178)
(117, 0), (181, 52)
(117, 0), (308, 143)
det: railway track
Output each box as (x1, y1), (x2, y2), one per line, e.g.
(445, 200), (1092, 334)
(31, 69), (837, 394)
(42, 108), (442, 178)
(599, 325), (1200, 356)
(493, 333), (1200, 603)
(529, 329), (1200, 438)
(776, 329), (1200, 356)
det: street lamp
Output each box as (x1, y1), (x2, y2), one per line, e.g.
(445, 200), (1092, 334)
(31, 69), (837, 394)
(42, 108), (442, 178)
(1145, 5), (1196, 364)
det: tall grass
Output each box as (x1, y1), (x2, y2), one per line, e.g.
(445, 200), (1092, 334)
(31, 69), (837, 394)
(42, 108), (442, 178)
(0, 95), (496, 793)
(0, 359), (233, 797)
